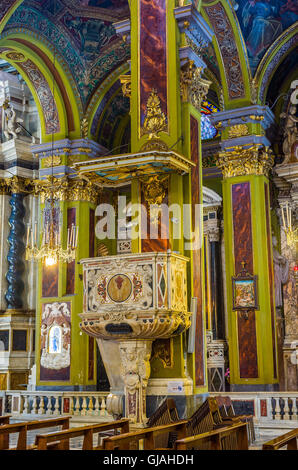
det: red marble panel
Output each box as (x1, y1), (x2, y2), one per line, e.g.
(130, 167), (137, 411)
(42, 264), (59, 298)
(260, 399), (267, 417)
(66, 208), (76, 295)
(141, 189), (169, 252)
(232, 182), (258, 378)
(191, 115), (205, 387)
(140, 0), (167, 126)
(265, 182), (277, 378)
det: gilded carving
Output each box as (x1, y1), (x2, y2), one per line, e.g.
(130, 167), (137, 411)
(42, 155), (61, 168)
(180, 60), (211, 111)
(4, 176), (33, 194)
(141, 89), (168, 140)
(33, 176), (100, 204)
(228, 124), (249, 139)
(216, 144), (274, 178)
(120, 74), (131, 99)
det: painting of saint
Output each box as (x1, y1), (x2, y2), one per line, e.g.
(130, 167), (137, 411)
(232, 0), (298, 71)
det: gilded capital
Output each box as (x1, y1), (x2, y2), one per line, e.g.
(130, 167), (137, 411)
(216, 145), (274, 178)
(33, 176), (101, 204)
(180, 60), (211, 110)
(4, 176), (33, 194)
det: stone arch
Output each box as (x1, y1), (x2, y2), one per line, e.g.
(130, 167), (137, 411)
(0, 33), (82, 141)
(87, 62), (130, 143)
(0, 0), (24, 34)
(255, 25), (298, 105)
(201, 0), (252, 107)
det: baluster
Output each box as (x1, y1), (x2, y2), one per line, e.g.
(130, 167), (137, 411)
(94, 396), (100, 416)
(100, 397), (106, 417)
(267, 397), (273, 420)
(46, 396), (53, 415)
(87, 396), (94, 416)
(38, 396), (45, 415)
(283, 397), (290, 420)
(81, 397), (87, 416)
(74, 396), (79, 416)
(53, 396), (59, 415)
(69, 396), (74, 415)
(32, 395), (38, 415)
(292, 398), (298, 421)
(275, 397), (281, 420)
(22, 395), (29, 415)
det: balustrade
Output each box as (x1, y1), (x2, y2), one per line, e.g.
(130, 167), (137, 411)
(2, 391), (112, 420)
(211, 392), (298, 422)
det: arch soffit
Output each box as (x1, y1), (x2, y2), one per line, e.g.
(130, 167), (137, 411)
(255, 24), (298, 105)
(201, 0), (252, 108)
(0, 38), (68, 142)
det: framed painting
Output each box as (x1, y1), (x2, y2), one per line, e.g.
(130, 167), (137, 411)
(232, 269), (259, 311)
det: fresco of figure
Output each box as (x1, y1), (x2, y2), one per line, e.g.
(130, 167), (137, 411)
(242, 1), (282, 62)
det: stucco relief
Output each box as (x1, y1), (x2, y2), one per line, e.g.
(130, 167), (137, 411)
(19, 60), (60, 134)
(205, 2), (245, 99)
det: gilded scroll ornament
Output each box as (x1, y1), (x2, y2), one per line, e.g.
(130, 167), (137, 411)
(216, 145), (274, 178)
(120, 74), (131, 98)
(228, 124), (249, 139)
(180, 60), (211, 111)
(141, 174), (169, 224)
(42, 155), (61, 168)
(141, 89), (168, 140)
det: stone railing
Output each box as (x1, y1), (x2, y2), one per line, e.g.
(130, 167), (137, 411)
(211, 392), (298, 422)
(0, 391), (114, 420)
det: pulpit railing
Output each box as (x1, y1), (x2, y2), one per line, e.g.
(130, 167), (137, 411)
(1, 391), (113, 420)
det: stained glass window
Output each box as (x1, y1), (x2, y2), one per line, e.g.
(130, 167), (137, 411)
(201, 101), (219, 140)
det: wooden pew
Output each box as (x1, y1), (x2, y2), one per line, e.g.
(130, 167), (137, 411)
(0, 415), (11, 449)
(103, 421), (188, 450)
(0, 416), (70, 450)
(262, 428), (298, 450)
(35, 419), (130, 450)
(0, 415), (11, 425)
(147, 398), (180, 449)
(174, 422), (249, 450)
(186, 397), (236, 437)
(215, 396), (255, 444)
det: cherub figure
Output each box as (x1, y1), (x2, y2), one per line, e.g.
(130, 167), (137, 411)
(1, 99), (23, 140)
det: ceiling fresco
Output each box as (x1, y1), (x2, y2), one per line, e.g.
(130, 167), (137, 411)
(3, 0), (130, 106)
(231, 0), (298, 72)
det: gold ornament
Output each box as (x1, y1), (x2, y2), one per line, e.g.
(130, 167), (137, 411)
(42, 155), (61, 168)
(33, 176), (100, 204)
(81, 117), (89, 139)
(228, 124), (249, 139)
(180, 60), (211, 111)
(120, 74), (131, 99)
(141, 89), (168, 139)
(216, 144), (274, 178)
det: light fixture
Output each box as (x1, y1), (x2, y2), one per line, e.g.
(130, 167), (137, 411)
(25, 0), (78, 266)
(280, 201), (298, 248)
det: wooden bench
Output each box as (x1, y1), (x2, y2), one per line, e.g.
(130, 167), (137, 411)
(103, 421), (188, 450)
(215, 395), (255, 444)
(0, 416), (70, 450)
(147, 398), (180, 448)
(0, 415), (11, 425)
(0, 415), (11, 449)
(262, 428), (298, 450)
(174, 422), (249, 450)
(35, 419), (130, 450)
(186, 397), (236, 437)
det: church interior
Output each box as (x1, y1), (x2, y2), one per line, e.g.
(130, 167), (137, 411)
(0, 0), (297, 451)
